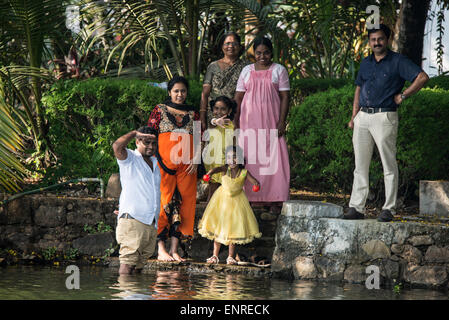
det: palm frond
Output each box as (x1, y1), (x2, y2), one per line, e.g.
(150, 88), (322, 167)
(0, 91), (26, 193)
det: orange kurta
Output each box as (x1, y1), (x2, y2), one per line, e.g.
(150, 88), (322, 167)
(148, 104), (199, 238)
(157, 132), (196, 237)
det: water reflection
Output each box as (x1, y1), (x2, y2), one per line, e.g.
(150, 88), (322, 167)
(148, 271), (196, 299)
(0, 266), (448, 300)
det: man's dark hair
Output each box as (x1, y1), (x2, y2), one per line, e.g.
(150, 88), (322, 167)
(367, 24), (391, 39)
(136, 126), (158, 137)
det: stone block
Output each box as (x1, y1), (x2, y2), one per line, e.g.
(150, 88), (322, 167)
(105, 173), (121, 198)
(408, 235), (433, 246)
(34, 205), (66, 227)
(281, 200), (343, 219)
(344, 265), (366, 284)
(293, 256), (317, 279)
(314, 256), (345, 281)
(400, 245), (422, 264)
(391, 244), (404, 254)
(419, 180), (449, 217)
(424, 246), (449, 263)
(362, 239), (391, 260)
(72, 232), (116, 257)
(66, 208), (104, 227)
(404, 265), (448, 287)
(4, 198), (32, 224)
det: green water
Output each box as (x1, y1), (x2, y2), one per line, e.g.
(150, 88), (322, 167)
(0, 265), (448, 300)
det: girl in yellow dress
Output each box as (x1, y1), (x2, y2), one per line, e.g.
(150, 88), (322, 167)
(198, 145), (262, 265)
(203, 96), (236, 201)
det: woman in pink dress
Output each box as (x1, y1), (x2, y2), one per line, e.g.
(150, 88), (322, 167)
(234, 37), (290, 214)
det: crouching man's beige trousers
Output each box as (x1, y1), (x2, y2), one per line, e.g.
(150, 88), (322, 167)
(349, 110), (399, 214)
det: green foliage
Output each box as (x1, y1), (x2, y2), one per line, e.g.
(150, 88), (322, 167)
(287, 85), (356, 194)
(42, 247), (57, 261)
(83, 221), (113, 234)
(424, 75), (449, 90)
(290, 78), (352, 105)
(64, 248), (80, 260)
(287, 85), (449, 201)
(42, 78), (202, 185)
(397, 88), (449, 198)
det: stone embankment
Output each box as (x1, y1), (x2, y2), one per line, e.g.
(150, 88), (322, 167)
(0, 193), (276, 266)
(2, 191), (449, 290)
(272, 201), (449, 289)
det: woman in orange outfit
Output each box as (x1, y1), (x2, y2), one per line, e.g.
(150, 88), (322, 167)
(148, 76), (199, 262)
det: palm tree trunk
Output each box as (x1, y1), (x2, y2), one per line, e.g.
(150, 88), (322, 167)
(186, 0), (200, 77)
(392, 0), (431, 66)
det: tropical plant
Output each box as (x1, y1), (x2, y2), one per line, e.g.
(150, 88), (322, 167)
(76, 0), (291, 80)
(270, 0), (400, 79)
(0, 0), (69, 192)
(0, 87), (26, 192)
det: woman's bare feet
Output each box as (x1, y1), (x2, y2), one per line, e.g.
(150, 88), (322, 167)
(171, 252), (186, 262)
(157, 251), (175, 261)
(157, 240), (175, 261)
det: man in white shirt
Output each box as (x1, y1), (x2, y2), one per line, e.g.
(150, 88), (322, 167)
(112, 126), (161, 274)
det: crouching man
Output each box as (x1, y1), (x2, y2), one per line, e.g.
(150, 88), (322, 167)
(112, 126), (161, 274)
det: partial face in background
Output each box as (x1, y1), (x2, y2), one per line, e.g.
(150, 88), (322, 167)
(168, 82), (188, 104)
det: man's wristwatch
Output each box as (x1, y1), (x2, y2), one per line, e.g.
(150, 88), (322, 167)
(400, 93), (407, 101)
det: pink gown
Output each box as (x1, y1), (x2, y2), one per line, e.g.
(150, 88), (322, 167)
(236, 63), (290, 202)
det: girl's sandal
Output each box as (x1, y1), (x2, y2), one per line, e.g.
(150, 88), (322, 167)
(226, 256), (238, 265)
(206, 255), (219, 264)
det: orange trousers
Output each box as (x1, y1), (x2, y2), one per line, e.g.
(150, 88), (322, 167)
(157, 132), (197, 238)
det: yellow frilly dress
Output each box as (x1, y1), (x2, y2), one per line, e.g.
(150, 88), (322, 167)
(198, 168), (262, 245)
(203, 122), (234, 184)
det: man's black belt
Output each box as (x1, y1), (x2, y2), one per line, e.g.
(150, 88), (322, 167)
(360, 107), (397, 114)
(120, 213), (135, 219)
